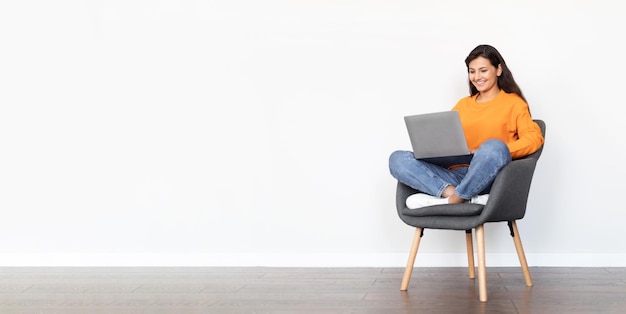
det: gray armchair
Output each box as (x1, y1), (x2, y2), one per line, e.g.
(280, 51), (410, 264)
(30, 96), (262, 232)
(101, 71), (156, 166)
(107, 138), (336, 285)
(396, 120), (546, 302)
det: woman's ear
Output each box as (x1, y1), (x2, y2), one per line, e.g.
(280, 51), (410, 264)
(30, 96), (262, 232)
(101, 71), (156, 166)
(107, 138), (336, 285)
(497, 64), (503, 76)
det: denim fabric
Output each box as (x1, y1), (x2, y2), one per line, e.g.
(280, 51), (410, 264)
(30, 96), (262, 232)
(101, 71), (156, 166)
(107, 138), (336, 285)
(389, 139), (511, 200)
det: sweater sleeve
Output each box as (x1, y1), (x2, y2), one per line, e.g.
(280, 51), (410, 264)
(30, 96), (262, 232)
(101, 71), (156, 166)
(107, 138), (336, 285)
(507, 104), (544, 159)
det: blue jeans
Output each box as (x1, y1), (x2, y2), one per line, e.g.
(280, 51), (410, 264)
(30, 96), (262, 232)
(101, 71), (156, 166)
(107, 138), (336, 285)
(389, 139), (511, 199)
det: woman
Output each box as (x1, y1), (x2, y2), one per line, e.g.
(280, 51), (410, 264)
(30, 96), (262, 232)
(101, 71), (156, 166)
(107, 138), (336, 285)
(389, 44), (544, 209)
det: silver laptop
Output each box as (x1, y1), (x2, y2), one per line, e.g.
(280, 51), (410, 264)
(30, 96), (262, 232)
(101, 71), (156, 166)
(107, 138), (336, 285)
(404, 111), (472, 163)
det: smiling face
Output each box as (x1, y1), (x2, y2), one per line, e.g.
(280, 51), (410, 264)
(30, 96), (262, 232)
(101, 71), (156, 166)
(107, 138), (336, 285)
(468, 56), (502, 96)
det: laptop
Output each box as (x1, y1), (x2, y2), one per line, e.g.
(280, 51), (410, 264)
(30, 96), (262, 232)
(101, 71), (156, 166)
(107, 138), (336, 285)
(404, 110), (473, 165)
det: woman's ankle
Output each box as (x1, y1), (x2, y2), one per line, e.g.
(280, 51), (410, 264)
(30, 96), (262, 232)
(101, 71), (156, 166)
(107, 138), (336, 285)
(441, 185), (456, 198)
(448, 194), (465, 204)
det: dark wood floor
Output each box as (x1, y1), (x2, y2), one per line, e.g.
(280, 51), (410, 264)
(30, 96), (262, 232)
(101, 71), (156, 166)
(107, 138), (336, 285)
(0, 267), (624, 313)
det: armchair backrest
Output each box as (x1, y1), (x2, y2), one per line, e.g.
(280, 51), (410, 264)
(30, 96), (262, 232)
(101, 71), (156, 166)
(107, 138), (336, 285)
(480, 119), (546, 223)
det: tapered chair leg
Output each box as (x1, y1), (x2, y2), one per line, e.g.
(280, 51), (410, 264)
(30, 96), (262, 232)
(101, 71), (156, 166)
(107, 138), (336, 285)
(510, 220), (533, 287)
(476, 225), (487, 302)
(465, 230), (475, 279)
(401, 227), (423, 291)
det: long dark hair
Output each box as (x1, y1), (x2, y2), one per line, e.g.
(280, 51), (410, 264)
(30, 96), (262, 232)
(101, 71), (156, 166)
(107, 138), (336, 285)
(464, 45), (527, 104)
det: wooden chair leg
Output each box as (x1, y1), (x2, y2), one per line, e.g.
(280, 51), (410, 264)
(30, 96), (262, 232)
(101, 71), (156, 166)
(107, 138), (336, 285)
(401, 227), (423, 291)
(465, 230), (475, 279)
(476, 224), (487, 302)
(510, 220), (533, 287)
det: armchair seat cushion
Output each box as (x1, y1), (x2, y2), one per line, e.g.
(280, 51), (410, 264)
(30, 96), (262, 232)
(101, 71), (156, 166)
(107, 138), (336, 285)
(403, 203), (484, 217)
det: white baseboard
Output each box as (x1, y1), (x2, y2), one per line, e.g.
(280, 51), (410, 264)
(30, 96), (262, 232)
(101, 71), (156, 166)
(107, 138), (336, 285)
(0, 253), (625, 267)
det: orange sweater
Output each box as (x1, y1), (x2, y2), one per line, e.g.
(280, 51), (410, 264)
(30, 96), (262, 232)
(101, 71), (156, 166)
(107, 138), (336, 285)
(452, 90), (544, 159)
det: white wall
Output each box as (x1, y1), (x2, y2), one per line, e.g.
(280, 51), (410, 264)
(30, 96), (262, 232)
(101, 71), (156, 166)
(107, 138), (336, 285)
(0, 0), (623, 267)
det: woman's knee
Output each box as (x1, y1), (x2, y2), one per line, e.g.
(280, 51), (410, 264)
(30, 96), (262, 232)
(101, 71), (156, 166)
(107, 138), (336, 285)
(389, 150), (411, 164)
(477, 139), (511, 163)
(479, 139), (508, 154)
(389, 150), (413, 175)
